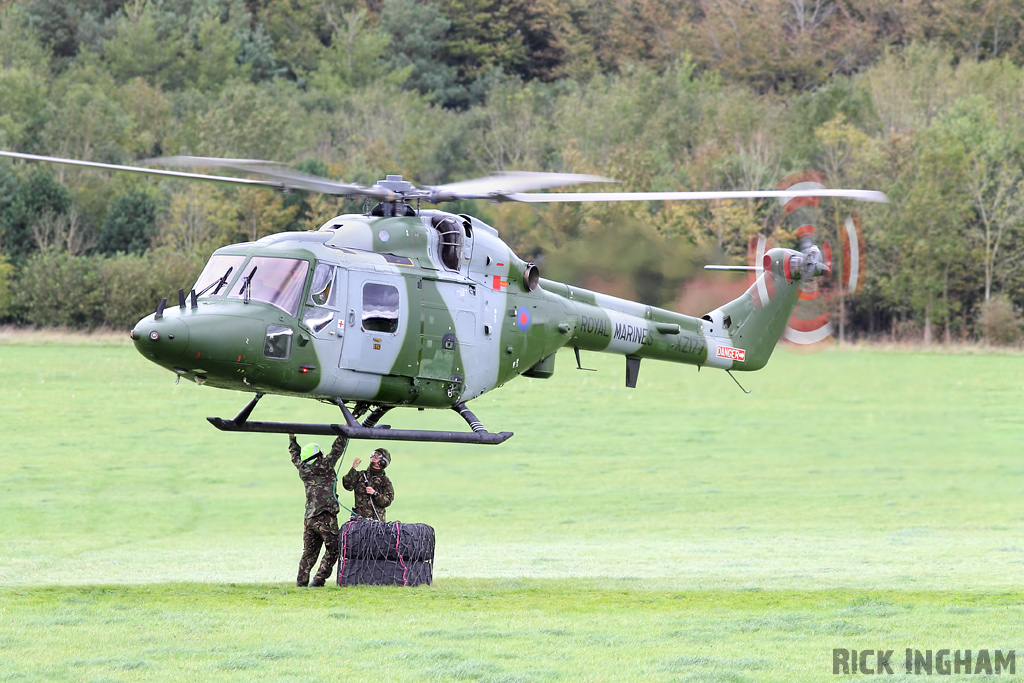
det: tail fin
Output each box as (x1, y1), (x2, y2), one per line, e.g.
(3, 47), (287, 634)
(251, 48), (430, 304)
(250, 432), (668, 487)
(702, 247), (807, 371)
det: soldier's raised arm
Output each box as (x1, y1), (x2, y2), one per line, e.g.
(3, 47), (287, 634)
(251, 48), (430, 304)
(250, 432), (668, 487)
(326, 433), (349, 469)
(288, 433), (301, 468)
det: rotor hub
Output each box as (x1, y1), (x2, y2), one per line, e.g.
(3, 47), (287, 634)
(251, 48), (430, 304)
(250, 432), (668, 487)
(375, 175), (417, 196)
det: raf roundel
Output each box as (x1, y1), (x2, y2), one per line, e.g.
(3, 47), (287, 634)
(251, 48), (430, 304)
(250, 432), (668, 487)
(517, 307), (531, 331)
(378, 230), (390, 242)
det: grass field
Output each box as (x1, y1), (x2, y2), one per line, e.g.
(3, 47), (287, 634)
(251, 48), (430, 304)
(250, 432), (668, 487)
(1, 338), (1022, 680)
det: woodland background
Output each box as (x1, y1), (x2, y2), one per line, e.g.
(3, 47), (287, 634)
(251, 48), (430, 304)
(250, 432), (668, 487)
(0, 0), (1023, 345)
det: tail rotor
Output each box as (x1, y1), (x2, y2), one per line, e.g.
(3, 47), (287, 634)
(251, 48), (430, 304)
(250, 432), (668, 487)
(746, 171), (867, 351)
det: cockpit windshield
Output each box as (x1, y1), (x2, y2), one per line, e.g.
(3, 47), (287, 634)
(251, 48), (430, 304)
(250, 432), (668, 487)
(227, 256), (309, 317)
(193, 254), (246, 298)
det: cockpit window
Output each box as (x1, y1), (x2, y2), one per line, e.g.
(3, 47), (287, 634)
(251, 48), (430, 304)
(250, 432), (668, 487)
(309, 263), (334, 307)
(227, 257), (309, 317)
(362, 282), (400, 333)
(193, 254), (246, 298)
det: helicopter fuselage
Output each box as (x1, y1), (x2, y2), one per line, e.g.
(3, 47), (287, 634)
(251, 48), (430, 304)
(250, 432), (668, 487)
(132, 207), (803, 417)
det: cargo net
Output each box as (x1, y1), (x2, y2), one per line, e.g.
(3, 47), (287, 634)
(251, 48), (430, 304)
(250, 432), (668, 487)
(338, 519), (435, 587)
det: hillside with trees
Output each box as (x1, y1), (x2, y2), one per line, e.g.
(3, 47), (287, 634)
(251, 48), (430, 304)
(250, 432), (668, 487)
(0, 0), (1022, 344)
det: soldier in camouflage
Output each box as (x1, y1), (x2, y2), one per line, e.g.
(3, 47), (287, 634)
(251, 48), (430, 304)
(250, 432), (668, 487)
(288, 432), (349, 587)
(341, 447), (395, 521)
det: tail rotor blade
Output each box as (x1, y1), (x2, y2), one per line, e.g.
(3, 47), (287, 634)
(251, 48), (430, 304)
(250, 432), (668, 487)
(841, 213), (865, 294)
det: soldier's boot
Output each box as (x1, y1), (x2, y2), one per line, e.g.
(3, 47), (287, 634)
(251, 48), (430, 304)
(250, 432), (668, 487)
(297, 573), (310, 588)
(309, 577), (326, 587)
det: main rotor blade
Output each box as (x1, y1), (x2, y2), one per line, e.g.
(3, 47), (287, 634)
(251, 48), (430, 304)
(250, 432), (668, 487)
(1, 151), (890, 205)
(144, 155), (372, 197)
(430, 171), (615, 201)
(504, 189), (890, 204)
(0, 151), (282, 189)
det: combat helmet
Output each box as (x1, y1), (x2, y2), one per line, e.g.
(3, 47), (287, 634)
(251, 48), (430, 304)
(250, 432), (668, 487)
(372, 447), (391, 468)
(302, 442), (323, 462)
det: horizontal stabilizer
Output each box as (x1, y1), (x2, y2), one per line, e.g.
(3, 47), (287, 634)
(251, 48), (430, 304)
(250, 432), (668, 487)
(705, 265), (760, 272)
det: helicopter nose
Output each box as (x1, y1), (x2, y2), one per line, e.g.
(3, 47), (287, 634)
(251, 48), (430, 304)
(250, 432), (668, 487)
(131, 314), (190, 360)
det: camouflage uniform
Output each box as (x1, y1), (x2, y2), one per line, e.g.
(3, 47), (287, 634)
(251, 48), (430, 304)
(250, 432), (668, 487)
(290, 433), (348, 587)
(341, 462), (394, 521)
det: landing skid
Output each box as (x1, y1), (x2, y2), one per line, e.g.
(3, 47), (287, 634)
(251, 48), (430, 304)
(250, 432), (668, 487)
(207, 394), (514, 445)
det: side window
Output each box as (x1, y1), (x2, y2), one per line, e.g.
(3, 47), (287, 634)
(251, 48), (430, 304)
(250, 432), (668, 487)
(362, 282), (400, 333)
(303, 307), (334, 334)
(264, 325), (293, 359)
(309, 263), (334, 307)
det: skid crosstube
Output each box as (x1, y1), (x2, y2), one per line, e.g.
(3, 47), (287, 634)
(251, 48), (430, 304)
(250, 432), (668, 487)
(206, 417), (513, 444)
(207, 395), (513, 445)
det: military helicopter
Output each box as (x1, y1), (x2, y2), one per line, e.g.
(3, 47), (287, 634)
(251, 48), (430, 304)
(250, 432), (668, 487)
(0, 150), (887, 445)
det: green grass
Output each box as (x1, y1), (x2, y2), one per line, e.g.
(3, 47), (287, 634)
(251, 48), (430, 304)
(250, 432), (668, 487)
(2, 584), (1022, 681)
(1, 342), (1023, 680)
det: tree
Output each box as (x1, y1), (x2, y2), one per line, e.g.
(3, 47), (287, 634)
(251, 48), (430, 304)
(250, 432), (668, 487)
(887, 123), (973, 344)
(258, 0), (329, 80)
(192, 81), (306, 159)
(31, 205), (95, 255)
(238, 23), (284, 83)
(0, 166), (72, 265)
(977, 293), (1022, 345)
(96, 247), (205, 329)
(439, 0), (526, 78)
(95, 188), (160, 255)
(380, 0), (458, 103)
(181, 7), (249, 92)
(429, 0), (531, 108)
(316, 83), (448, 182)
(563, 0), (689, 77)
(157, 184), (236, 254)
(233, 187), (298, 242)
(102, 1), (182, 88)
(687, 0), (830, 93)
(24, 0), (86, 62)
(41, 63), (133, 162)
(943, 97), (1024, 303)
(0, 67), (48, 150)
(919, 0), (1024, 64)
(23, 0), (124, 65)
(117, 77), (172, 158)
(0, 253), (14, 319)
(12, 249), (104, 327)
(307, 8), (409, 97)
(0, 3), (51, 73)
(863, 44), (958, 135)
(468, 79), (554, 172)
(655, 199), (762, 265)
(505, 0), (573, 82)
(814, 116), (873, 342)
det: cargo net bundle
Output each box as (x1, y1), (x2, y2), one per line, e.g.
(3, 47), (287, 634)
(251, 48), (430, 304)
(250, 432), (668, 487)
(338, 519), (435, 587)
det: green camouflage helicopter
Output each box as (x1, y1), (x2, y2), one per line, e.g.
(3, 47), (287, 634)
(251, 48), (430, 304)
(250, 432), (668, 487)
(0, 151), (887, 445)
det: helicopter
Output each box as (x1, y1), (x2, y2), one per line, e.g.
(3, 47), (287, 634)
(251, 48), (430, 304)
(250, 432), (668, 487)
(0, 150), (887, 445)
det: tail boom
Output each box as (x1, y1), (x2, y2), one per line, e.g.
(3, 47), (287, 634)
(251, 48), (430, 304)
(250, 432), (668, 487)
(539, 246), (806, 373)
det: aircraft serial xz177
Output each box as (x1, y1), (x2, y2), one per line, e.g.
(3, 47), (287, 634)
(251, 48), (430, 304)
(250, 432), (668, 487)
(0, 151), (887, 444)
